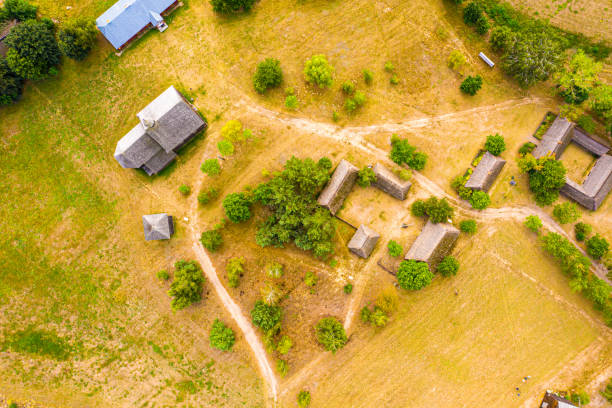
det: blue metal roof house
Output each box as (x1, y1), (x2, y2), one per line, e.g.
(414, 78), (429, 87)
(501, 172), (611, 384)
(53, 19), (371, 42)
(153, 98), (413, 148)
(96, 0), (178, 50)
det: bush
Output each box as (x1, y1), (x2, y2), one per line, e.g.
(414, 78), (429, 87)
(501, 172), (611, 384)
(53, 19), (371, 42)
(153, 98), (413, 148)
(577, 114), (596, 133)
(220, 119), (243, 142)
(201, 229), (223, 252)
(389, 75), (399, 85)
(304, 55), (334, 88)
(210, 0), (255, 13)
(251, 300), (282, 332)
(304, 271), (318, 287)
(157, 270), (170, 281)
(525, 215), (543, 232)
(198, 187), (219, 205)
(518, 142), (536, 156)
(178, 185), (191, 195)
(362, 69), (373, 84)
(412, 197), (454, 223)
(438, 256), (460, 277)
(397, 169), (412, 181)
(217, 139), (235, 156)
(315, 317), (347, 353)
(459, 219), (477, 234)
(586, 234), (609, 260)
(397, 260), (433, 290)
(57, 18), (97, 61)
(387, 240), (403, 257)
(360, 306), (372, 323)
(476, 15), (490, 35)
(209, 319), (235, 351)
(168, 260), (205, 311)
(602, 378), (612, 402)
(276, 359), (288, 377)
(341, 81), (355, 95)
(574, 222), (592, 241)
(3, 0), (37, 21)
(460, 75), (483, 95)
(253, 58), (282, 94)
(285, 95), (298, 110)
(451, 174), (473, 200)
(226, 257), (245, 288)
(469, 190), (490, 210)
(390, 136), (428, 170)
(384, 61), (394, 72)
(260, 283), (281, 306)
(222, 192), (252, 223)
(201, 158), (221, 176)
(463, 1), (484, 25)
(375, 286), (399, 315)
(345, 91), (366, 113)
(448, 50), (466, 72)
(490, 25), (515, 52)
(343, 283), (353, 294)
(4, 19), (60, 80)
(357, 166), (376, 187)
(276, 335), (293, 354)
(569, 390), (590, 405)
(590, 85), (612, 121)
(369, 307), (388, 327)
(485, 134), (506, 156)
(266, 262), (284, 278)
(552, 202), (580, 224)
(298, 390), (311, 407)
(518, 155), (567, 206)
(0, 57), (24, 106)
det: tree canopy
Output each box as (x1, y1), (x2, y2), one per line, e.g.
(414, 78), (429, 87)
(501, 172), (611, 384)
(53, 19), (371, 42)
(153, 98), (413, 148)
(389, 135), (428, 170)
(2, 0), (37, 21)
(222, 192), (252, 223)
(253, 58), (282, 94)
(518, 154), (567, 206)
(555, 50), (602, 104)
(57, 18), (97, 61)
(251, 300), (282, 332)
(168, 260), (205, 311)
(209, 319), (235, 351)
(210, 0), (255, 13)
(315, 317), (347, 353)
(4, 19), (60, 80)
(0, 57), (24, 105)
(411, 197), (454, 223)
(484, 134), (506, 156)
(397, 260), (433, 290)
(304, 55), (334, 88)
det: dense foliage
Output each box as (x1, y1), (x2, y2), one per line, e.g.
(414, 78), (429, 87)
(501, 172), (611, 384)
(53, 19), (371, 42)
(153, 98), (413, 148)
(411, 197), (454, 223)
(315, 317), (347, 353)
(459, 219), (477, 234)
(304, 55), (334, 88)
(253, 58), (282, 94)
(586, 234), (609, 260)
(57, 18), (97, 61)
(389, 135), (428, 170)
(460, 75), (482, 95)
(0, 57), (24, 105)
(469, 190), (490, 210)
(201, 158), (221, 175)
(387, 240), (403, 257)
(357, 166), (376, 187)
(518, 154), (567, 206)
(253, 157), (335, 258)
(223, 192), (252, 223)
(1, 0), (37, 21)
(574, 222), (592, 242)
(168, 260), (205, 311)
(555, 50), (601, 104)
(437, 256), (459, 277)
(226, 257), (244, 288)
(484, 134), (506, 156)
(210, 0), (255, 13)
(297, 390), (311, 408)
(4, 19), (60, 80)
(251, 300), (282, 332)
(397, 260), (433, 290)
(209, 319), (235, 351)
(552, 202), (580, 224)
(200, 229), (223, 251)
(524, 215), (543, 232)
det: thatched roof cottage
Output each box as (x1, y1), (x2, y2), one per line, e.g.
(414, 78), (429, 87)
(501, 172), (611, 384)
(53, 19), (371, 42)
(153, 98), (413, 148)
(114, 86), (207, 175)
(464, 151), (506, 192)
(372, 163), (412, 200)
(533, 116), (574, 159)
(561, 154), (612, 210)
(347, 224), (380, 258)
(317, 159), (358, 215)
(142, 213), (174, 241)
(405, 220), (459, 269)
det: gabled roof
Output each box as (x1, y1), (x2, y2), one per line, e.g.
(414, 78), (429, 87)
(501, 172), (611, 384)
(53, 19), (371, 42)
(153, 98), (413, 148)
(464, 151), (506, 192)
(372, 163), (411, 200)
(114, 123), (162, 168)
(96, 0), (175, 49)
(572, 127), (610, 156)
(533, 116), (574, 159)
(405, 220), (459, 269)
(540, 391), (578, 408)
(561, 155), (612, 210)
(142, 213), (174, 240)
(348, 224), (380, 258)
(317, 159), (358, 215)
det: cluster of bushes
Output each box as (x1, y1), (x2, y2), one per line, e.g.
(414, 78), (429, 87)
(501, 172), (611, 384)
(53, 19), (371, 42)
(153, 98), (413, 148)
(304, 55), (334, 89)
(411, 196), (454, 223)
(357, 166), (376, 187)
(167, 260), (205, 311)
(341, 81), (366, 113)
(315, 317), (347, 353)
(360, 286), (399, 328)
(198, 186), (219, 205)
(389, 134), (428, 171)
(518, 154), (566, 206)
(217, 119), (252, 157)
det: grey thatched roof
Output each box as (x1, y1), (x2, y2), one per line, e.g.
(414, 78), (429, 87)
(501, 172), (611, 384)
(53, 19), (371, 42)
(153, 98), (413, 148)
(372, 163), (412, 200)
(114, 86), (207, 175)
(560, 179), (594, 210)
(533, 116), (574, 159)
(540, 391), (578, 408)
(561, 155), (612, 210)
(464, 151), (506, 192)
(142, 213), (174, 240)
(317, 159), (358, 215)
(572, 127), (610, 156)
(405, 220), (459, 269)
(347, 224), (380, 258)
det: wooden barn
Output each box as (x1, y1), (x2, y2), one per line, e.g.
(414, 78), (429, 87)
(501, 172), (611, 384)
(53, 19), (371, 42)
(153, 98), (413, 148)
(347, 224), (380, 258)
(317, 159), (358, 215)
(372, 163), (412, 200)
(405, 220), (459, 270)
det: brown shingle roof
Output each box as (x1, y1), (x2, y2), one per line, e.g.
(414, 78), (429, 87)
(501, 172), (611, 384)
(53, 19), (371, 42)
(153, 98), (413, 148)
(405, 220), (459, 269)
(533, 116), (574, 159)
(347, 224), (380, 258)
(464, 151), (506, 192)
(372, 163), (411, 200)
(317, 159), (358, 215)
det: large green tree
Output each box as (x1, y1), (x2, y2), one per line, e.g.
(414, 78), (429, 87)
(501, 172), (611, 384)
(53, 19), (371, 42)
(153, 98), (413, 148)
(315, 317), (347, 353)
(0, 57), (24, 105)
(210, 0), (255, 13)
(397, 260), (433, 290)
(304, 55), (334, 88)
(518, 154), (567, 206)
(555, 50), (602, 104)
(167, 260), (205, 311)
(57, 18), (97, 61)
(4, 19), (60, 80)
(2, 0), (37, 21)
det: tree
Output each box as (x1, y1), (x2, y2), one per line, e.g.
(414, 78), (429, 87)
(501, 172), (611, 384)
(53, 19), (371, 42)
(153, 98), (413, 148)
(574, 222), (592, 241)
(448, 50), (466, 72)
(524, 215), (543, 232)
(304, 55), (334, 88)
(57, 18), (97, 61)
(297, 390), (311, 408)
(387, 240), (403, 257)
(503, 31), (563, 88)
(484, 134), (506, 156)
(438, 256), (459, 277)
(253, 58), (282, 94)
(585, 277), (611, 310)
(475, 14), (490, 35)
(357, 166), (376, 187)
(209, 319), (235, 351)
(276, 335), (293, 354)
(459, 219), (477, 234)
(217, 139), (234, 156)
(222, 192), (252, 223)
(586, 234), (609, 260)
(3, 0), (37, 21)
(0, 57), (24, 105)
(266, 262), (284, 278)
(590, 85), (612, 123)
(518, 154), (567, 206)
(168, 260), (205, 311)
(226, 257), (244, 288)
(460, 75), (482, 95)
(390, 135), (428, 170)
(4, 20), (60, 80)
(463, 1), (484, 25)
(315, 317), (347, 353)
(412, 197), (454, 223)
(490, 26), (515, 52)
(200, 229), (223, 251)
(555, 50), (602, 104)
(210, 0), (255, 13)
(552, 202), (580, 224)
(397, 260), (433, 290)
(251, 300), (282, 332)
(469, 190), (490, 210)
(198, 187), (219, 205)
(201, 158), (221, 175)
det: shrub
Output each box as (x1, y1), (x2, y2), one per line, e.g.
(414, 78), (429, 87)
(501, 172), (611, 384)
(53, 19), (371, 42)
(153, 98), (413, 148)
(276, 335), (293, 354)
(210, 0), (255, 13)
(201, 158), (221, 176)
(525, 215), (543, 232)
(360, 306), (372, 323)
(390, 136), (428, 170)
(220, 119), (244, 142)
(438, 256), (460, 277)
(585, 277), (611, 310)
(463, 1), (484, 25)
(590, 85), (612, 121)
(217, 139), (235, 156)
(375, 286), (399, 315)
(586, 234), (609, 259)
(397, 169), (412, 181)
(370, 307), (388, 327)
(260, 283), (282, 306)
(157, 270), (170, 281)
(490, 25), (515, 52)
(200, 229), (223, 251)
(57, 18), (97, 60)
(362, 69), (373, 84)
(4, 20), (60, 80)
(518, 141), (536, 156)
(384, 61), (394, 72)
(198, 187), (219, 205)
(343, 283), (353, 294)
(298, 390), (311, 407)
(209, 319), (235, 351)
(602, 378), (612, 402)
(332, 111), (340, 122)
(178, 185), (191, 195)
(222, 192), (252, 223)
(541, 232), (591, 292)
(345, 91), (366, 113)
(448, 50), (466, 72)
(304, 55), (334, 88)
(389, 75), (399, 85)
(451, 174), (473, 200)
(266, 262), (284, 278)
(574, 222), (592, 241)
(518, 155), (567, 206)
(485, 134), (506, 156)
(459, 219), (477, 234)
(460, 75), (483, 95)
(577, 114), (596, 133)
(469, 190), (490, 210)
(552, 202), (580, 224)
(276, 359), (288, 377)
(168, 260), (205, 311)
(304, 271), (318, 287)
(251, 300), (282, 332)
(397, 260), (433, 290)
(569, 390), (590, 405)
(285, 95), (298, 110)
(253, 58), (282, 94)
(315, 317), (347, 353)
(387, 240), (403, 257)
(357, 166), (376, 187)
(412, 197), (454, 223)
(3, 0), (37, 21)
(0, 57), (24, 106)
(341, 81), (355, 95)
(226, 257), (245, 288)
(476, 15), (490, 35)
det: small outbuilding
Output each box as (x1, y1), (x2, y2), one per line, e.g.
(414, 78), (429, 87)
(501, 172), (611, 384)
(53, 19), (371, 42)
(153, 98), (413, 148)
(317, 159), (358, 215)
(533, 116), (574, 159)
(561, 154), (612, 210)
(142, 213), (174, 241)
(464, 151), (506, 192)
(405, 220), (459, 269)
(372, 163), (412, 200)
(539, 391), (578, 408)
(347, 224), (380, 258)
